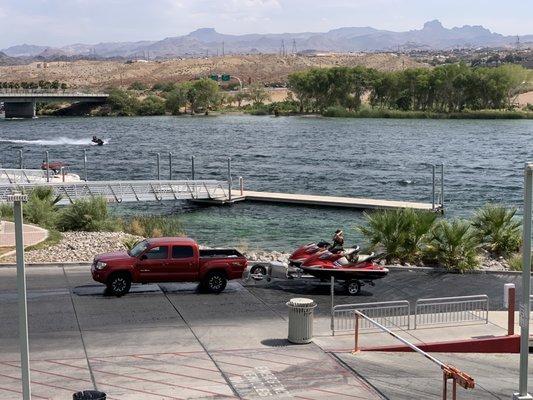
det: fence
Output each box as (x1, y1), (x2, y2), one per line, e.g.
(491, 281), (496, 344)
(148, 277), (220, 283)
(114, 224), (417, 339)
(332, 301), (410, 335)
(414, 295), (489, 329)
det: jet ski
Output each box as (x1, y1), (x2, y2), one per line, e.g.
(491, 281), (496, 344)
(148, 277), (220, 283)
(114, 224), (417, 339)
(288, 241), (359, 267)
(300, 248), (388, 295)
(91, 136), (104, 146)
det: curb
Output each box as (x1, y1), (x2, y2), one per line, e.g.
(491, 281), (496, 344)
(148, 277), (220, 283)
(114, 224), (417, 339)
(385, 265), (524, 276)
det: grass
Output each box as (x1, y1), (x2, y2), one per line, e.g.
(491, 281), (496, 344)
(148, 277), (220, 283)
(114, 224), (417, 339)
(25, 229), (62, 252)
(123, 215), (185, 237)
(56, 197), (119, 232)
(322, 106), (533, 119)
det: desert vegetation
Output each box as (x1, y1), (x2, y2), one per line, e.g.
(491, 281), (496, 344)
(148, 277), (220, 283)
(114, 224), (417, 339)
(358, 204), (523, 272)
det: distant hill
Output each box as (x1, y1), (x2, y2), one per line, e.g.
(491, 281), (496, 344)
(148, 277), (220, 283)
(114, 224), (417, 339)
(2, 20), (532, 59)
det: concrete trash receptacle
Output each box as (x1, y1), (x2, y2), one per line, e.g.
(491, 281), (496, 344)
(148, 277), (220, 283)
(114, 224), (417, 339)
(287, 298), (317, 344)
(73, 390), (106, 400)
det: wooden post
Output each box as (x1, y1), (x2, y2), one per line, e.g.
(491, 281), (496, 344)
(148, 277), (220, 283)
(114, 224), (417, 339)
(353, 313), (360, 353)
(508, 286), (515, 336)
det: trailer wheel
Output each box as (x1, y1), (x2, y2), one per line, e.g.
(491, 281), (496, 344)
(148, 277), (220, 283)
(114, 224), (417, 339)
(250, 264), (268, 281)
(346, 280), (361, 296)
(204, 271), (227, 294)
(107, 273), (131, 297)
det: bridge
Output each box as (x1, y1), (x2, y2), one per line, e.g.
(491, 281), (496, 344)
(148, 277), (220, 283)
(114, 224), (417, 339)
(0, 91), (109, 118)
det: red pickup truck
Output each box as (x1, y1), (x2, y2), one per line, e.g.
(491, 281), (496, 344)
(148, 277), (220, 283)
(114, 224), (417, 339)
(91, 237), (247, 296)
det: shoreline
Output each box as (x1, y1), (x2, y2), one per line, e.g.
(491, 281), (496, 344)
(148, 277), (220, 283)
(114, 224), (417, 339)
(0, 230), (516, 274)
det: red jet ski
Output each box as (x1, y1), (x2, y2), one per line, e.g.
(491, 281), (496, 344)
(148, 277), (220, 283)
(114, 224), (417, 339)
(300, 249), (388, 295)
(289, 241), (360, 267)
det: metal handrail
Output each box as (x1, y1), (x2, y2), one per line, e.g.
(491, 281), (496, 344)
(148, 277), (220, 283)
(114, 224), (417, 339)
(414, 295), (489, 329)
(332, 300), (410, 334)
(352, 310), (475, 399)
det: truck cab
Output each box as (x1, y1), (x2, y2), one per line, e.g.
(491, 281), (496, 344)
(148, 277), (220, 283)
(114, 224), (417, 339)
(91, 237), (247, 296)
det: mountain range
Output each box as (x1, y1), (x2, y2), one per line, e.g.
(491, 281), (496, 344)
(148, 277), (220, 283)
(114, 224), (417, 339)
(2, 20), (532, 60)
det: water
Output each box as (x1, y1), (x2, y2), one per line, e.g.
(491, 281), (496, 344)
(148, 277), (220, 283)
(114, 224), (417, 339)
(1, 115), (532, 251)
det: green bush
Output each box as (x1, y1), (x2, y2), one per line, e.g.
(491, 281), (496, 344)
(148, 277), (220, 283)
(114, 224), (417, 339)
(123, 215), (184, 237)
(471, 204), (521, 257)
(508, 253), (523, 271)
(23, 187), (61, 228)
(138, 95), (166, 116)
(129, 81), (148, 91)
(57, 197), (118, 232)
(358, 209), (437, 263)
(0, 203), (13, 220)
(107, 88), (140, 116)
(425, 220), (480, 272)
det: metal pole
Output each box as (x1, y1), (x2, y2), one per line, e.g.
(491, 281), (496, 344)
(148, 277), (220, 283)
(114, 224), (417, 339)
(168, 152), (172, 180)
(330, 276), (335, 335)
(516, 163), (533, 399)
(14, 199), (31, 400)
(156, 153), (161, 180)
(432, 164), (436, 210)
(227, 157), (232, 202)
(353, 314), (360, 353)
(83, 149), (88, 182)
(45, 151), (50, 183)
(239, 176), (244, 196)
(18, 149), (23, 169)
(440, 163), (444, 209)
(191, 156), (195, 181)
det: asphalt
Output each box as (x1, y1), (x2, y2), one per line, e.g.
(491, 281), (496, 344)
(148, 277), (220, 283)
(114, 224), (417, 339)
(0, 265), (528, 399)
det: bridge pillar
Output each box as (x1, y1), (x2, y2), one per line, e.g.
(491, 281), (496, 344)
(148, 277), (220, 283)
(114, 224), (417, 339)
(4, 102), (36, 118)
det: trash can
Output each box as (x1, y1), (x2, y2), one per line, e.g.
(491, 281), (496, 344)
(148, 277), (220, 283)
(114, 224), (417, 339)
(287, 298), (317, 344)
(73, 390), (106, 400)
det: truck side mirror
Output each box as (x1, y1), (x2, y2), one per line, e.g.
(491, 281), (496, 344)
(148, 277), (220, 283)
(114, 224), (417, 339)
(140, 254), (147, 261)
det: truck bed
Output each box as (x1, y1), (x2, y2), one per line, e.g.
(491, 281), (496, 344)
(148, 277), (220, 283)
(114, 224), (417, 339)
(199, 249), (243, 258)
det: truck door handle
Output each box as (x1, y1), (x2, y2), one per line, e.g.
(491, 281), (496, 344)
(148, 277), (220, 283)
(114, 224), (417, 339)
(140, 269), (150, 272)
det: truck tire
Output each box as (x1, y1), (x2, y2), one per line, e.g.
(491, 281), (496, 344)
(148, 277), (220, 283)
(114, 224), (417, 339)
(106, 273), (131, 297)
(204, 271), (227, 294)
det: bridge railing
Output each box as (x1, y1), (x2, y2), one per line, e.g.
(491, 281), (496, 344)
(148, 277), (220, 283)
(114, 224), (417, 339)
(0, 89), (108, 96)
(0, 179), (228, 204)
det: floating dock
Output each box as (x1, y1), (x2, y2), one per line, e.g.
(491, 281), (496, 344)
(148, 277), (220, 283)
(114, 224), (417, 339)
(193, 190), (441, 212)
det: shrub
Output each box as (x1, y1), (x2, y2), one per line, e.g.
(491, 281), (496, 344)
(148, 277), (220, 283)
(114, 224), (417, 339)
(123, 215), (184, 238)
(0, 203), (13, 220)
(425, 219), (479, 272)
(508, 253), (523, 271)
(471, 204), (522, 257)
(138, 95), (166, 116)
(358, 209), (437, 263)
(107, 88), (140, 116)
(57, 197), (118, 232)
(122, 236), (140, 251)
(23, 187), (61, 228)
(129, 81), (147, 91)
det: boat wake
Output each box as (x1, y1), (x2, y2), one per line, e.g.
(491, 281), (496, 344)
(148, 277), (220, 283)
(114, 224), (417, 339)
(0, 137), (110, 146)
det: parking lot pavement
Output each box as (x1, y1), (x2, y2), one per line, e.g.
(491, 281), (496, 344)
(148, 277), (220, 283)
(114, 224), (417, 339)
(335, 351), (530, 400)
(0, 266), (385, 399)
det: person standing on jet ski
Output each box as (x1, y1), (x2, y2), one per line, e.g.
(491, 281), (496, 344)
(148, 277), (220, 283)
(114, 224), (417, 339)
(330, 229), (344, 252)
(92, 136), (104, 146)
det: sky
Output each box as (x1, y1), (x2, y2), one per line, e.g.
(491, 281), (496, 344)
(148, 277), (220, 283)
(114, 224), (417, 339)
(0, 0), (532, 49)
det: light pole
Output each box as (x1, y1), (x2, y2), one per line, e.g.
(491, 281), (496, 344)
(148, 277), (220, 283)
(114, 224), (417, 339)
(7, 193), (31, 400)
(514, 162), (533, 400)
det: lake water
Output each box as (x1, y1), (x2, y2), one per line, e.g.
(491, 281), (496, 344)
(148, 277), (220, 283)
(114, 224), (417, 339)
(0, 115), (532, 251)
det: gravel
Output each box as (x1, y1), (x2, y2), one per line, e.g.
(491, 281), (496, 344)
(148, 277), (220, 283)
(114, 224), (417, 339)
(0, 232), (513, 272)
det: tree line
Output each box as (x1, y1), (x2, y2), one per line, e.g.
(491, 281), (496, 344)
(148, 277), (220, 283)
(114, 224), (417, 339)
(0, 80), (68, 90)
(288, 64), (531, 113)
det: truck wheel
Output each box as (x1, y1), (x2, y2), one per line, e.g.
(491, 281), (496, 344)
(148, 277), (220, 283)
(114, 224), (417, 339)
(204, 271), (227, 294)
(107, 273), (131, 297)
(346, 280), (361, 296)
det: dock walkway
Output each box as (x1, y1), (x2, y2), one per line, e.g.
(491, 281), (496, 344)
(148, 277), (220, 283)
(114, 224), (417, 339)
(196, 190), (440, 211)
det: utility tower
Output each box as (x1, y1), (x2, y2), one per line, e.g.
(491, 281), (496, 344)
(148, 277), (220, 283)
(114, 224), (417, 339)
(280, 40), (286, 56)
(292, 39), (297, 54)
(516, 36), (521, 50)
(222, 41), (225, 56)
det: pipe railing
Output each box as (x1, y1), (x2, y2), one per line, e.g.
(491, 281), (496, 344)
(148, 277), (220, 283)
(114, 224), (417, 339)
(353, 310), (475, 399)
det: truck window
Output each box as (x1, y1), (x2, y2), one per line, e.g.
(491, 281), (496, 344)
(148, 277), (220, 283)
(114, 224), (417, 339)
(172, 246), (194, 259)
(144, 246), (169, 260)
